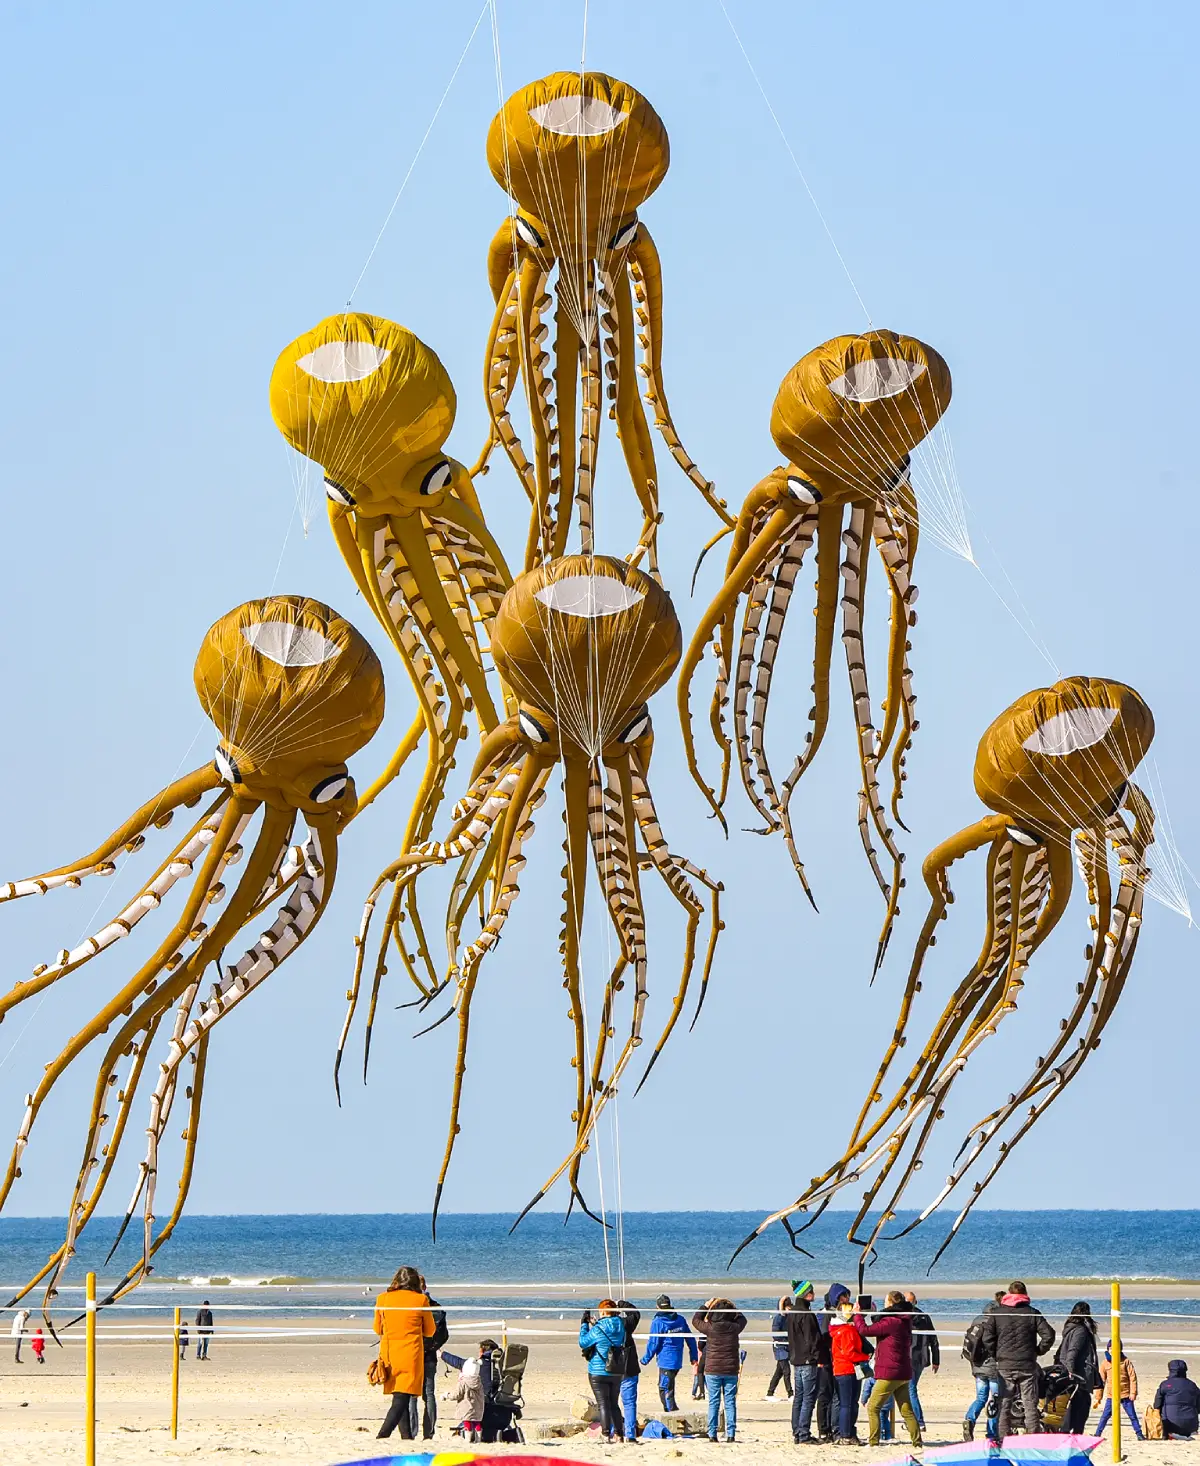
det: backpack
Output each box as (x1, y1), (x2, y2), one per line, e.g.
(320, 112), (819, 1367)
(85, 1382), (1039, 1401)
(962, 1319), (988, 1368)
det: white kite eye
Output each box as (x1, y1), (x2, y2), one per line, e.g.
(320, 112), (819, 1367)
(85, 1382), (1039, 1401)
(528, 96), (628, 136)
(242, 622), (342, 668)
(296, 341), (391, 383)
(310, 773), (349, 804)
(1006, 826), (1041, 848)
(786, 476), (822, 505)
(214, 748), (240, 785)
(617, 709), (651, 744)
(519, 711), (552, 744)
(608, 219), (639, 251)
(534, 575), (646, 618)
(325, 477), (356, 508)
(829, 357), (926, 403)
(1023, 706), (1119, 757)
(419, 461), (454, 496)
(514, 216), (546, 249)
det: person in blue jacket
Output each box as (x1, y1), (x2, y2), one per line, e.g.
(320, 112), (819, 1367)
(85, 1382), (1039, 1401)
(1154, 1360), (1200, 1439)
(641, 1294), (699, 1412)
(579, 1299), (627, 1441)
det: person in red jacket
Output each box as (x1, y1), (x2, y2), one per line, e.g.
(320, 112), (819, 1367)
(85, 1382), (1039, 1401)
(856, 1293), (922, 1448)
(30, 1328), (46, 1364)
(830, 1298), (870, 1442)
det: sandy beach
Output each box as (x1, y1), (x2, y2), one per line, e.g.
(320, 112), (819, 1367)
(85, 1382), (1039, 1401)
(5, 1287), (1200, 1464)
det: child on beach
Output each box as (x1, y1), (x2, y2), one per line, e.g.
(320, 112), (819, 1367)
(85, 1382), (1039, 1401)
(449, 1355), (486, 1442)
(1095, 1342), (1144, 1440)
(31, 1328), (45, 1364)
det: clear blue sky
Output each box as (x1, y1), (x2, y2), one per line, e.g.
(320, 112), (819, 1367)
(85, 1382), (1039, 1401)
(2, 0), (1198, 1231)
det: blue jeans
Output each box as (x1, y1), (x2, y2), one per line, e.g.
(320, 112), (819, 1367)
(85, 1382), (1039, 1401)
(966, 1375), (1002, 1440)
(835, 1374), (860, 1439)
(792, 1363), (819, 1441)
(862, 1374), (893, 1439)
(706, 1374), (738, 1440)
(909, 1362), (926, 1428)
(620, 1376), (639, 1439)
(1095, 1397), (1144, 1440)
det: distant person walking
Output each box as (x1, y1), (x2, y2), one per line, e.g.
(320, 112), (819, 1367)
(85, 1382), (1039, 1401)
(785, 1282), (823, 1444)
(579, 1300), (627, 1442)
(962, 1294), (1004, 1441)
(409, 1276), (448, 1439)
(30, 1327), (46, 1365)
(692, 1297), (748, 1443)
(641, 1294), (697, 1412)
(195, 1300), (214, 1361)
(11, 1307), (30, 1362)
(1056, 1302), (1101, 1435)
(982, 1281), (1055, 1436)
(1153, 1360), (1200, 1440)
(617, 1300), (641, 1441)
(905, 1291), (940, 1431)
(1095, 1342), (1144, 1440)
(856, 1292), (923, 1449)
(766, 1297), (794, 1399)
(373, 1264), (437, 1440)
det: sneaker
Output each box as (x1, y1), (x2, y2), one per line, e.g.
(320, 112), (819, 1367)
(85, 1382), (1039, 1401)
(963, 1421), (975, 1441)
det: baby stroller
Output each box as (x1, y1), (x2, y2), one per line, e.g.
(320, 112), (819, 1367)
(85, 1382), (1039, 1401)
(1006, 1362), (1075, 1433)
(451, 1343), (528, 1444)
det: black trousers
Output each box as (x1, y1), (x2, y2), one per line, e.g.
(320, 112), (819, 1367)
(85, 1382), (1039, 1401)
(378, 1391), (416, 1439)
(816, 1365), (835, 1436)
(768, 1359), (793, 1396)
(658, 1367), (681, 1411)
(590, 1374), (623, 1438)
(1063, 1383), (1092, 1434)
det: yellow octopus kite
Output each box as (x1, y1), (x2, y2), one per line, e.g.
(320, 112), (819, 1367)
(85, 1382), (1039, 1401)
(0, 597), (384, 1317)
(733, 675), (1154, 1269)
(341, 554), (722, 1227)
(478, 71), (732, 571)
(680, 330), (951, 964)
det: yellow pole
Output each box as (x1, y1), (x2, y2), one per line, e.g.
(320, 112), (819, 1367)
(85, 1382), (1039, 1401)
(1111, 1280), (1122, 1463)
(85, 1271), (97, 1466)
(172, 1306), (181, 1440)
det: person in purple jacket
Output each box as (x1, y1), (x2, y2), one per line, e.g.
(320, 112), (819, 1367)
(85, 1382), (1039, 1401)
(856, 1292), (922, 1448)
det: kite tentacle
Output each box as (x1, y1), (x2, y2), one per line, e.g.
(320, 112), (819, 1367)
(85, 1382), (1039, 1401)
(575, 263), (603, 556)
(514, 259), (557, 567)
(871, 499), (919, 827)
(483, 269), (537, 502)
(603, 261), (661, 575)
(560, 757), (594, 1219)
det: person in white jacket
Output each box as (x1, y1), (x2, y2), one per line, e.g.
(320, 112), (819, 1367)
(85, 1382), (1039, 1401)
(11, 1307), (31, 1363)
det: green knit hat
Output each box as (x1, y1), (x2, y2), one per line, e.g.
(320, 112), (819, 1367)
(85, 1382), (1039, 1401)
(791, 1279), (814, 1300)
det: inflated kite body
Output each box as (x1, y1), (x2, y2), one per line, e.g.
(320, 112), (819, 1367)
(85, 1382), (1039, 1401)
(272, 314), (514, 996)
(680, 330), (951, 959)
(343, 555), (721, 1225)
(0, 596), (384, 1312)
(479, 71), (730, 571)
(735, 675), (1154, 1267)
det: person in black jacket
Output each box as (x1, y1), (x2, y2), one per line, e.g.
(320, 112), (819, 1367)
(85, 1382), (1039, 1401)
(1154, 1360), (1200, 1439)
(195, 1300), (214, 1361)
(962, 1296), (1003, 1441)
(409, 1277), (449, 1439)
(904, 1292), (940, 1432)
(1056, 1302), (1101, 1435)
(617, 1301), (641, 1442)
(982, 1281), (1055, 1436)
(786, 1283), (823, 1444)
(817, 1284), (850, 1439)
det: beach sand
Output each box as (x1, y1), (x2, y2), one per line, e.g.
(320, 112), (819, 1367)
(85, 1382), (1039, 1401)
(4, 1293), (1200, 1464)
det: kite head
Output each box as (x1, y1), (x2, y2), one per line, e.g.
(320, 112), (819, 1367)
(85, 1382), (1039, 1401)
(770, 330), (951, 504)
(973, 675), (1154, 839)
(490, 555), (680, 758)
(487, 72), (669, 262)
(270, 313), (470, 515)
(194, 596), (385, 817)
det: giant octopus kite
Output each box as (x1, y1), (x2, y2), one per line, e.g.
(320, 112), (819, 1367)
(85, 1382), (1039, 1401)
(478, 71), (732, 571)
(271, 315), (514, 1007)
(680, 330), (951, 963)
(341, 555), (722, 1226)
(0, 596), (383, 1314)
(733, 675), (1154, 1268)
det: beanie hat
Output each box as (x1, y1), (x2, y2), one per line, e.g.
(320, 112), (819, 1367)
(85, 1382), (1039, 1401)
(792, 1279), (814, 1299)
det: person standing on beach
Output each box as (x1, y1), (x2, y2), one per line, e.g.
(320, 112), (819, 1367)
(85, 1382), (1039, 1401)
(785, 1281), (823, 1444)
(856, 1291), (923, 1449)
(195, 1300), (214, 1361)
(11, 1306), (30, 1362)
(829, 1296), (870, 1442)
(641, 1293), (698, 1412)
(693, 1335), (707, 1399)
(408, 1276), (448, 1439)
(30, 1327), (46, 1365)
(1095, 1340), (1144, 1440)
(961, 1293), (1003, 1441)
(692, 1297), (747, 1443)
(817, 1285), (851, 1438)
(904, 1291), (940, 1431)
(982, 1280), (1055, 1436)
(766, 1297), (794, 1399)
(1056, 1302), (1101, 1434)
(373, 1264), (437, 1440)
(617, 1300), (642, 1441)
(579, 1300), (628, 1442)
(179, 1321), (190, 1360)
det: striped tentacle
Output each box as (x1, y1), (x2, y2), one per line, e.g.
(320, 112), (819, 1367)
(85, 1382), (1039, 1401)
(573, 262), (603, 557)
(600, 261), (661, 576)
(483, 270), (538, 503)
(871, 500), (920, 828)
(514, 262), (558, 568)
(627, 228), (732, 527)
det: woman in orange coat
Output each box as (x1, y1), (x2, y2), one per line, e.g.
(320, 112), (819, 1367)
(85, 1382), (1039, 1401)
(374, 1264), (437, 1439)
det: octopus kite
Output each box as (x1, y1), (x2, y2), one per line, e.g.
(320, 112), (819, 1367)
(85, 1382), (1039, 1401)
(271, 314), (514, 1010)
(478, 71), (731, 571)
(341, 554), (722, 1227)
(679, 330), (951, 962)
(733, 675), (1155, 1270)
(0, 596), (383, 1316)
